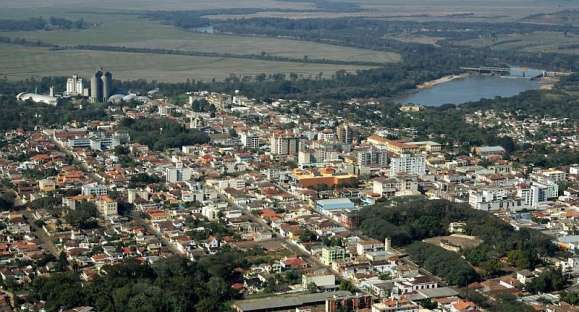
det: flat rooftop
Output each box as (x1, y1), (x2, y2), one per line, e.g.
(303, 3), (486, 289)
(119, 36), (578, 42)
(233, 291), (353, 312)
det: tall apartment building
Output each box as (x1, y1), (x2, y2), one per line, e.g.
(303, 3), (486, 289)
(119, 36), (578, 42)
(389, 154), (426, 176)
(65, 75), (86, 96)
(356, 147), (388, 167)
(270, 133), (300, 155)
(336, 123), (354, 145)
(318, 129), (337, 142)
(240, 132), (260, 149)
(166, 165), (193, 183)
(517, 181), (559, 209)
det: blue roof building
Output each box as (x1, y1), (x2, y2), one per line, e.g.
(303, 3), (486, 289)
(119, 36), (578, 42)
(316, 198), (355, 212)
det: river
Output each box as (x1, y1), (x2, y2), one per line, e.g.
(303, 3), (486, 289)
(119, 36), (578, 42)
(400, 67), (543, 107)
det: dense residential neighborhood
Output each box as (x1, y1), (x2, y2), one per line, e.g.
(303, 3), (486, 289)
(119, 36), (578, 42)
(0, 80), (577, 312)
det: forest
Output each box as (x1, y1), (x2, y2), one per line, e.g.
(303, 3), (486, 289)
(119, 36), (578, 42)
(0, 96), (108, 131)
(359, 198), (558, 284)
(31, 248), (251, 312)
(120, 118), (209, 151)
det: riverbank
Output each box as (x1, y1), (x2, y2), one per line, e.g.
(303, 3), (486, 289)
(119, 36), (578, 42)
(417, 73), (469, 89)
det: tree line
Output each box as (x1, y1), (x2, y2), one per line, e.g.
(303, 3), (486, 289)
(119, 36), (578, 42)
(0, 17), (88, 31)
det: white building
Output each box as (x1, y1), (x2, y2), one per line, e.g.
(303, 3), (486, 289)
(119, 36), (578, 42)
(66, 75), (86, 96)
(317, 129), (336, 142)
(302, 272), (336, 289)
(16, 92), (59, 106)
(96, 196), (118, 217)
(469, 188), (526, 212)
(81, 183), (108, 196)
(517, 181), (558, 209)
(389, 154), (426, 176)
(166, 165), (192, 183)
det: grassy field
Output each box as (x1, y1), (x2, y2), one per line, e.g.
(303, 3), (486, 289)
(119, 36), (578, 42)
(0, 44), (374, 82)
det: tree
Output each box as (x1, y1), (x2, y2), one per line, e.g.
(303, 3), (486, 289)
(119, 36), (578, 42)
(65, 202), (99, 229)
(526, 269), (567, 294)
(307, 282), (319, 293)
(339, 280), (356, 292)
(56, 251), (69, 272)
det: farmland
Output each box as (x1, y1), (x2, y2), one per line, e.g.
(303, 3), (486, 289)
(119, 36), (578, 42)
(0, 44), (373, 82)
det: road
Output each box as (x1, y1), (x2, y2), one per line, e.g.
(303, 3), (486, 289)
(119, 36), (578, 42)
(132, 213), (187, 257)
(22, 209), (60, 257)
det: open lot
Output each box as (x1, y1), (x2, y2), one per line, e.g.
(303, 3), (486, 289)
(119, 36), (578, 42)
(0, 44), (374, 82)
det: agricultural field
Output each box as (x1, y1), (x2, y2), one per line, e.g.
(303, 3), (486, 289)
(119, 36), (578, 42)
(0, 9), (398, 82)
(454, 31), (579, 54)
(1, 14), (400, 63)
(0, 44), (373, 82)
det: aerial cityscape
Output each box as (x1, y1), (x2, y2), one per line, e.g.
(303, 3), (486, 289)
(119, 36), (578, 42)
(1, 0), (579, 312)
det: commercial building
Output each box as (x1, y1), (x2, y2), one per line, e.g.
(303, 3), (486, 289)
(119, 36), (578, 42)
(302, 272), (336, 289)
(472, 146), (506, 157)
(16, 92), (59, 106)
(316, 198), (355, 212)
(232, 291), (353, 312)
(291, 168), (356, 188)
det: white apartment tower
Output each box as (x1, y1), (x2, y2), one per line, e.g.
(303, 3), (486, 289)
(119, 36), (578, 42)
(66, 75), (85, 96)
(166, 164), (193, 183)
(389, 154), (426, 176)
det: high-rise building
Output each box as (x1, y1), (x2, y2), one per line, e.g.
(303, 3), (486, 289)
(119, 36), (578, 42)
(240, 132), (260, 149)
(356, 147), (388, 167)
(66, 75), (85, 96)
(389, 154), (426, 176)
(167, 165), (193, 183)
(336, 123), (354, 145)
(270, 132), (300, 155)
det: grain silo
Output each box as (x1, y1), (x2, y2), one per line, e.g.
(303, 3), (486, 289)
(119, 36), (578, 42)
(101, 71), (112, 102)
(90, 70), (103, 102)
